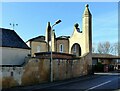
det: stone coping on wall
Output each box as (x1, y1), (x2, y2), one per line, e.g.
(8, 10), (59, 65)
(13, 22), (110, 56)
(34, 52), (79, 60)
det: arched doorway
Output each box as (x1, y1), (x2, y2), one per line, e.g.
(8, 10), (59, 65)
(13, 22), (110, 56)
(71, 43), (81, 56)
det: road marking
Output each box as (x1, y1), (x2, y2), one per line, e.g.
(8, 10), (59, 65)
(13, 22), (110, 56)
(85, 80), (111, 91)
(94, 73), (120, 75)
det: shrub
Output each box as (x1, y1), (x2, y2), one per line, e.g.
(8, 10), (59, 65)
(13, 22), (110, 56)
(98, 62), (104, 72)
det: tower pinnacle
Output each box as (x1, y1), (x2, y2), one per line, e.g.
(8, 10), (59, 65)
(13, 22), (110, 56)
(85, 4), (89, 8)
(83, 4), (91, 17)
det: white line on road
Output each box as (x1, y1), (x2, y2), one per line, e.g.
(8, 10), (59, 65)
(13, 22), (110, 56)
(94, 73), (120, 75)
(85, 80), (111, 91)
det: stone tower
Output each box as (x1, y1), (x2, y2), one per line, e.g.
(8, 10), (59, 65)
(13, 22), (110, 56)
(82, 4), (92, 54)
(45, 22), (51, 51)
(69, 4), (92, 56)
(45, 22), (56, 52)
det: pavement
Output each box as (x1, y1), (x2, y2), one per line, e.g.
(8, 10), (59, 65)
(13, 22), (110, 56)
(94, 70), (120, 75)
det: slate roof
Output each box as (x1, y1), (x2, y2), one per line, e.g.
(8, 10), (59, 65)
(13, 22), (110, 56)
(56, 36), (70, 40)
(0, 28), (30, 49)
(92, 53), (120, 59)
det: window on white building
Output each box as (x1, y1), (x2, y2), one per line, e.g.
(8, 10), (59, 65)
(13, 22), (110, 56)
(59, 44), (64, 52)
(37, 46), (40, 52)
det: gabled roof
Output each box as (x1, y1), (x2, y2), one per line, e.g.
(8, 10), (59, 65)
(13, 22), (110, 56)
(27, 36), (46, 42)
(0, 28), (30, 49)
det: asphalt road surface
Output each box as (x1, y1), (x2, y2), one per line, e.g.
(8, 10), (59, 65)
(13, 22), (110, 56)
(39, 73), (120, 91)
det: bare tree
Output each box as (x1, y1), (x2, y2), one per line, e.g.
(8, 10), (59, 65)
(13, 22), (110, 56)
(112, 42), (120, 56)
(97, 41), (113, 54)
(92, 46), (95, 53)
(112, 42), (118, 55)
(118, 42), (120, 55)
(92, 43), (96, 53)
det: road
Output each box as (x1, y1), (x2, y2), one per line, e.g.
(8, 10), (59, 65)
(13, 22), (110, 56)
(38, 73), (120, 91)
(3, 72), (120, 91)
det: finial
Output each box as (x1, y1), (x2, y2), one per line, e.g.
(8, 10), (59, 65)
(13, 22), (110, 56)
(85, 4), (89, 8)
(74, 23), (79, 29)
(47, 22), (51, 30)
(48, 22), (50, 26)
(74, 23), (81, 33)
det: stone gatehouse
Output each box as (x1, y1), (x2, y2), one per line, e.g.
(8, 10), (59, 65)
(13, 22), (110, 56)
(26, 4), (92, 58)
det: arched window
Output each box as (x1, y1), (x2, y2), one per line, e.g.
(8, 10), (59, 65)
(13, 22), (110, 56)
(71, 43), (81, 56)
(59, 44), (64, 52)
(37, 46), (40, 52)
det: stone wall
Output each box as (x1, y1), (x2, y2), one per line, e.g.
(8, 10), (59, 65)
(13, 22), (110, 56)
(52, 56), (90, 81)
(0, 66), (23, 88)
(1, 52), (92, 88)
(21, 58), (50, 86)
